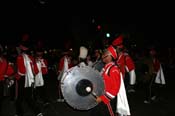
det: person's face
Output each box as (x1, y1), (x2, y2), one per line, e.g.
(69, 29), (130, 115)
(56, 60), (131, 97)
(94, 50), (100, 57)
(150, 50), (156, 56)
(36, 52), (43, 58)
(102, 51), (112, 63)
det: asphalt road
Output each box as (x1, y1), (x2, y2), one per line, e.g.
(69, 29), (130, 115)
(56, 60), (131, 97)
(1, 68), (175, 116)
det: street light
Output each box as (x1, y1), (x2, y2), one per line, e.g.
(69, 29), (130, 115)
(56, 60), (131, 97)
(106, 33), (110, 38)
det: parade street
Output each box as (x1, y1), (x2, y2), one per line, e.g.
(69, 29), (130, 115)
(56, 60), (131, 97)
(1, 68), (175, 116)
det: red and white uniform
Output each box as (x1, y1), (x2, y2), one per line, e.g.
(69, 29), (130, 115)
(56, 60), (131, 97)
(153, 58), (160, 73)
(153, 58), (166, 84)
(17, 54), (39, 77)
(100, 62), (121, 104)
(124, 53), (135, 72)
(116, 52), (136, 85)
(16, 53), (39, 87)
(0, 57), (15, 81)
(57, 55), (73, 74)
(4, 62), (15, 78)
(57, 55), (73, 81)
(35, 58), (48, 87)
(116, 53), (126, 78)
(38, 58), (48, 75)
(124, 53), (136, 85)
(0, 57), (8, 81)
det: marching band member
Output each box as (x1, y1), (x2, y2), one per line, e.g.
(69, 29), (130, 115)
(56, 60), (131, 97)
(57, 49), (73, 102)
(15, 41), (43, 116)
(34, 48), (49, 105)
(90, 45), (130, 116)
(0, 45), (8, 115)
(112, 35), (136, 92)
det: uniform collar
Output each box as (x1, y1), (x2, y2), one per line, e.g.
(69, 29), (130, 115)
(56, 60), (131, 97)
(104, 62), (115, 69)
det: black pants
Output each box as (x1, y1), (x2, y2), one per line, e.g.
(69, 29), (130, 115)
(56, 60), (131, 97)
(15, 77), (42, 116)
(143, 76), (156, 101)
(34, 74), (50, 103)
(57, 80), (64, 99)
(0, 81), (4, 115)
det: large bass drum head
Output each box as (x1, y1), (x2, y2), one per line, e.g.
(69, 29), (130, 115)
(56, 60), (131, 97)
(61, 66), (104, 110)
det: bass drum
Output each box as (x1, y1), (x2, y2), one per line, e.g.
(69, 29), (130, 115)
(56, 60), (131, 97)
(61, 65), (104, 110)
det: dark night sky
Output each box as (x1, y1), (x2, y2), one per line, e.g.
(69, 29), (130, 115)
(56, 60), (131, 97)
(0, 1), (174, 48)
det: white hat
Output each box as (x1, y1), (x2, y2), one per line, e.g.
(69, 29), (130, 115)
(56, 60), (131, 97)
(79, 46), (88, 59)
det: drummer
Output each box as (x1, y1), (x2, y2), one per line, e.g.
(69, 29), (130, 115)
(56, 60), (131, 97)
(89, 45), (121, 116)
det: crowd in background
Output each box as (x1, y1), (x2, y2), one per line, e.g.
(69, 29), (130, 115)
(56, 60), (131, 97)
(0, 32), (174, 116)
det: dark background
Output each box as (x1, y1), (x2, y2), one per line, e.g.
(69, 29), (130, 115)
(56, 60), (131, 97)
(0, 1), (174, 48)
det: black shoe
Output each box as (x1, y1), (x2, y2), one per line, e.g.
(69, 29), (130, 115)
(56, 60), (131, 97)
(151, 96), (156, 101)
(14, 114), (23, 116)
(144, 100), (151, 104)
(36, 112), (44, 116)
(43, 101), (50, 106)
